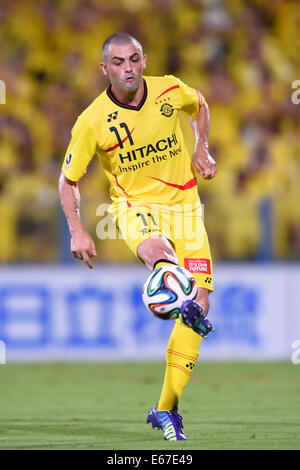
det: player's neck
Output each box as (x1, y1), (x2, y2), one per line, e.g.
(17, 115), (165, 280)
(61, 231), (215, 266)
(110, 79), (145, 107)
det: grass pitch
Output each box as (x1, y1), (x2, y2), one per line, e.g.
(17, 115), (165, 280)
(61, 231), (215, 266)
(0, 362), (299, 450)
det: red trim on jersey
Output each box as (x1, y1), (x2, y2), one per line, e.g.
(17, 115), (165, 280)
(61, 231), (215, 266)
(105, 128), (135, 153)
(114, 175), (132, 206)
(148, 176), (197, 191)
(114, 175), (131, 197)
(106, 79), (148, 111)
(155, 85), (179, 101)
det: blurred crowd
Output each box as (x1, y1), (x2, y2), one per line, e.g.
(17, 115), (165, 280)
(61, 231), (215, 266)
(0, 0), (300, 263)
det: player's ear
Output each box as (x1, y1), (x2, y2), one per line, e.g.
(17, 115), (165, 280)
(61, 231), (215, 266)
(142, 54), (147, 69)
(99, 61), (108, 76)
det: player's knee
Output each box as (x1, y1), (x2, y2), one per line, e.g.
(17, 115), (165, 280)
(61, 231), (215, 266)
(137, 237), (178, 270)
(196, 289), (210, 315)
(152, 249), (178, 268)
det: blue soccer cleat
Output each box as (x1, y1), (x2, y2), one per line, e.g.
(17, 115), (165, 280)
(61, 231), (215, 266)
(146, 404), (186, 441)
(179, 299), (214, 338)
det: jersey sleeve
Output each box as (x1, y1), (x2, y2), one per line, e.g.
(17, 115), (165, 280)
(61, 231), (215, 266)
(175, 76), (205, 120)
(62, 117), (97, 181)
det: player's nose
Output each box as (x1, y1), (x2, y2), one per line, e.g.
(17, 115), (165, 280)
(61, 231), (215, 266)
(124, 60), (132, 72)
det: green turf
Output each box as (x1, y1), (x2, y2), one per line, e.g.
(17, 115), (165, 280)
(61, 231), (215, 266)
(0, 362), (299, 450)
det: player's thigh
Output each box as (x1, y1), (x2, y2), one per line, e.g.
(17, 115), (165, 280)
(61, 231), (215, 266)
(116, 205), (177, 269)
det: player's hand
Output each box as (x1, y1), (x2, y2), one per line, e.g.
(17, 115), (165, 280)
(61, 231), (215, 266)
(70, 230), (97, 269)
(192, 146), (217, 180)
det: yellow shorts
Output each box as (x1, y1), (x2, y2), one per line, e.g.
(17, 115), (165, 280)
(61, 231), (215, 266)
(114, 202), (214, 291)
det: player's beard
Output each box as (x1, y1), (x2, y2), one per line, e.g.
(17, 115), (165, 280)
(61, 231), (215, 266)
(122, 74), (142, 92)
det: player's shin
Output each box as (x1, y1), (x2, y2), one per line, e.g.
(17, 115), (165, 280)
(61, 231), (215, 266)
(157, 320), (201, 411)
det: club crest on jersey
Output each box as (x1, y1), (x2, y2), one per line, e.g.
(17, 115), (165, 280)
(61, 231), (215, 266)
(107, 111), (118, 122)
(65, 153), (72, 168)
(160, 103), (174, 117)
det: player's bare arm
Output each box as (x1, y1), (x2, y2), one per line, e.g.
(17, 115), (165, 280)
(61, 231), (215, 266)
(58, 172), (97, 269)
(191, 101), (216, 180)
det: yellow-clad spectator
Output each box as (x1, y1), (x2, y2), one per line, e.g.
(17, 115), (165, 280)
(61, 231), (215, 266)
(0, 0), (299, 261)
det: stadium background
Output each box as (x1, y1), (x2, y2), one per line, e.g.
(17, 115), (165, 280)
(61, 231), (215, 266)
(1, 0), (300, 264)
(1, 0), (300, 451)
(0, 0), (300, 357)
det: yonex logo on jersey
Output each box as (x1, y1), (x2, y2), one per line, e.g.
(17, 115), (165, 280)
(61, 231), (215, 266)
(184, 258), (211, 274)
(65, 153), (73, 168)
(107, 111), (118, 122)
(160, 103), (174, 117)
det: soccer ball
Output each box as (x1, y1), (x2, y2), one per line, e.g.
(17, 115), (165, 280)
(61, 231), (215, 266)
(142, 264), (198, 320)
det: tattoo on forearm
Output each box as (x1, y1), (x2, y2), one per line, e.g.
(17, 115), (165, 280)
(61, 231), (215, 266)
(73, 198), (80, 214)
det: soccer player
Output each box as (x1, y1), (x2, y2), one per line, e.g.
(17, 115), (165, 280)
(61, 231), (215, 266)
(59, 32), (216, 441)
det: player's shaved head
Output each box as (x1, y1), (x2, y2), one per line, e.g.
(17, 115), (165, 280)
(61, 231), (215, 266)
(102, 32), (143, 63)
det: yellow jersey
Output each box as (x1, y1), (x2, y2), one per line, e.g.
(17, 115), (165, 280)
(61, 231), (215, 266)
(62, 75), (205, 209)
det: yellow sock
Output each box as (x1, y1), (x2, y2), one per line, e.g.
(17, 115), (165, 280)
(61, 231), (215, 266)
(157, 320), (202, 411)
